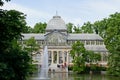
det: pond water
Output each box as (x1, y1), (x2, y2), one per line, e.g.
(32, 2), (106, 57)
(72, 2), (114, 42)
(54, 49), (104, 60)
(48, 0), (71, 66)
(29, 72), (120, 80)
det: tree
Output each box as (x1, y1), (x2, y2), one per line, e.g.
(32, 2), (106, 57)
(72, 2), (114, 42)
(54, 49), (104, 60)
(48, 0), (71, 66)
(33, 22), (47, 33)
(70, 41), (86, 73)
(93, 20), (107, 38)
(66, 23), (73, 33)
(92, 12), (120, 76)
(24, 37), (39, 52)
(0, 9), (27, 50)
(81, 21), (94, 33)
(104, 12), (120, 76)
(24, 37), (40, 62)
(0, 40), (31, 80)
(0, 0), (10, 6)
(22, 26), (33, 33)
(73, 25), (82, 33)
(0, 9), (32, 80)
(85, 50), (101, 63)
(70, 41), (102, 73)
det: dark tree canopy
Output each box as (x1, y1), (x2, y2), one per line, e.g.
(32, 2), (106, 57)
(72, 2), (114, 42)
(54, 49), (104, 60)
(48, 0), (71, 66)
(103, 12), (120, 76)
(91, 12), (120, 76)
(24, 37), (40, 52)
(33, 22), (47, 33)
(81, 21), (94, 33)
(0, 0), (10, 6)
(70, 41), (101, 73)
(0, 9), (32, 80)
(0, 9), (27, 50)
(66, 23), (73, 33)
(70, 41), (86, 73)
(73, 25), (82, 33)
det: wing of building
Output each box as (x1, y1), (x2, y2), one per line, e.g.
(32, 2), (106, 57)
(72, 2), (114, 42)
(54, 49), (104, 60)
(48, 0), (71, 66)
(21, 15), (108, 72)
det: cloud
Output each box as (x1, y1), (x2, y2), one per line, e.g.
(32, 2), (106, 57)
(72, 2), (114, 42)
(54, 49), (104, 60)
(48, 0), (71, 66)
(54, 0), (120, 26)
(1, 0), (120, 27)
(88, 1), (119, 13)
(1, 2), (52, 27)
(1, 2), (51, 17)
(69, 0), (120, 25)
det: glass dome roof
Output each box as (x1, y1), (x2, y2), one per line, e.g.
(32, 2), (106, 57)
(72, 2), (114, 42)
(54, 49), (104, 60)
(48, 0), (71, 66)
(46, 15), (67, 31)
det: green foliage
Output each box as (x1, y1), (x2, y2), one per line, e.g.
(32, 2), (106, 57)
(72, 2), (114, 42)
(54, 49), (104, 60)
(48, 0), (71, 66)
(70, 41), (86, 73)
(73, 57), (85, 73)
(85, 50), (101, 63)
(25, 37), (37, 47)
(70, 12), (120, 75)
(70, 41), (102, 73)
(90, 64), (102, 74)
(23, 37), (40, 64)
(0, 0), (10, 6)
(91, 12), (120, 76)
(73, 25), (82, 33)
(0, 9), (27, 50)
(66, 23), (73, 33)
(103, 12), (120, 76)
(104, 13), (120, 52)
(33, 22), (47, 33)
(93, 20), (107, 37)
(71, 41), (86, 56)
(22, 26), (33, 33)
(0, 9), (32, 80)
(24, 37), (40, 52)
(81, 21), (94, 33)
(84, 50), (101, 73)
(107, 51), (120, 76)
(0, 40), (31, 80)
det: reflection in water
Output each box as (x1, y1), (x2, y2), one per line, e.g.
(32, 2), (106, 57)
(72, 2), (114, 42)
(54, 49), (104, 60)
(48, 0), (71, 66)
(49, 73), (68, 80)
(30, 73), (120, 80)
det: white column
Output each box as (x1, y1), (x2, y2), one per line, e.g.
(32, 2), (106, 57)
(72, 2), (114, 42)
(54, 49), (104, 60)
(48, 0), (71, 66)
(95, 40), (97, 45)
(62, 51), (65, 64)
(57, 51), (59, 64)
(67, 51), (69, 65)
(51, 51), (54, 64)
(85, 40), (86, 45)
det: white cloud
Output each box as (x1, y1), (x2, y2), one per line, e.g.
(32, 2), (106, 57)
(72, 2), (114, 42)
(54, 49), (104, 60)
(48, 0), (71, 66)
(1, 0), (120, 27)
(88, 1), (119, 13)
(2, 2), (52, 17)
(1, 2), (52, 27)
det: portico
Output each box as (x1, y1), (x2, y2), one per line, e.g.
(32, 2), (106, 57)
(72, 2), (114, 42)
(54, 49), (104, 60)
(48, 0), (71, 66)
(39, 46), (71, 65)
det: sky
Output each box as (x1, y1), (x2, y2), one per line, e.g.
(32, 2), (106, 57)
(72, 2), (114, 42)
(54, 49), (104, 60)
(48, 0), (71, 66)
(1, 0), (120, 27)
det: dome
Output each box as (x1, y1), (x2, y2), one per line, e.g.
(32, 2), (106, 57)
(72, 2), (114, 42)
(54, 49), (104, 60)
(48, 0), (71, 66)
(46, 15), (67, 31)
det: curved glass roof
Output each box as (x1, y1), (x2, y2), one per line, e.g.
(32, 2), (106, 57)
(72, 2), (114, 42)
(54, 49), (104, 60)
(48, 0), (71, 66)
(46, 15), (67, 30)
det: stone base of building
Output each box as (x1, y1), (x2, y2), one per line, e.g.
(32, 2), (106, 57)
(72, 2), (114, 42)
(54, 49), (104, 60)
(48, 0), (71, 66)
(48, 64), (68, 73)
